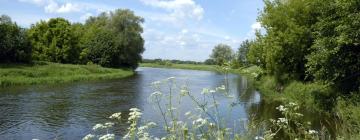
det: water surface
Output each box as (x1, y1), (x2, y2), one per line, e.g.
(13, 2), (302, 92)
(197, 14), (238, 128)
(0, 67), (332, 139)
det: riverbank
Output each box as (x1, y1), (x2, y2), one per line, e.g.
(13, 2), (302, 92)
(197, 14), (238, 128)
(0, 62), (134, 87)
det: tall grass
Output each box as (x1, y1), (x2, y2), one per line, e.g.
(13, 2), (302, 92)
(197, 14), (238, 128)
(0, 62), (133, 87)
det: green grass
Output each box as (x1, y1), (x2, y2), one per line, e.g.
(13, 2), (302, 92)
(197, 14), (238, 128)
(140, 63), (219, 71)
(0, 62), (134, 87)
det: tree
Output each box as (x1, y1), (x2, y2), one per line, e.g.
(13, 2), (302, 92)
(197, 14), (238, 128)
(306, 0), (360, 93)
(0, 15), (32, 63)
(28, 18), (80, 63)
(82, 9), (145, 69)
(237, 40), (252, 66)
(258, 0), (319, 81)
(210, 44), (234, 65)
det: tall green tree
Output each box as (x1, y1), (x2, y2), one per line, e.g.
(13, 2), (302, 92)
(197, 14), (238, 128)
(82, 9), (145, 69)
(259, 0), (319, 81)
(306, 0), (360, 93)
(210, 44), (234, 65)
(237, 40), (253, 66)
(28, 18), (80, 63)
(0, 15), (32, 63)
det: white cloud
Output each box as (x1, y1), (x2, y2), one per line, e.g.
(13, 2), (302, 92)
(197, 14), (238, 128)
(19, 0), (113, 14)
(80, 13), (93, 21)
(140, 0), (204, 23)
(251, 22), (261, 31)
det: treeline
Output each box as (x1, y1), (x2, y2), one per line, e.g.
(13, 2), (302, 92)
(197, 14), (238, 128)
(244, 0), (359, 94)
(143, 59), (203, 65)
(0, 9), (145, 69)
(208, 0), (359, 94)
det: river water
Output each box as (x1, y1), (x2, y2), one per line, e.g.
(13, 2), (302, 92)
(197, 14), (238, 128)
(0, 67), (333, 139)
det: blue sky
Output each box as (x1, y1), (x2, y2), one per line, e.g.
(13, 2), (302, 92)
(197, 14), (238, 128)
(0, 0), (264, 61)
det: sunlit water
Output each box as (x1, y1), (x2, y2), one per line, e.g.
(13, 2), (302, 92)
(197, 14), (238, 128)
(0, 67), (335, 139)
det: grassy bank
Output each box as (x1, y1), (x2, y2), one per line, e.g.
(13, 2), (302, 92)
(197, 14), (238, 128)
(0, 62), (134, 87)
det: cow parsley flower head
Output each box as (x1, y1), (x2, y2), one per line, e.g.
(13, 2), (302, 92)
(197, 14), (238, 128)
(128, 108), (142, 121)
(82, 134), (95, 140)
(308, 129), (318, 134)
(104, 122), (114, 128)
(109, 112), (122, 120)
(93, 123), (106, 130)
(201, 88), (210, 94)
(99, 134), (115, 140)
(276, 105), (287, 112)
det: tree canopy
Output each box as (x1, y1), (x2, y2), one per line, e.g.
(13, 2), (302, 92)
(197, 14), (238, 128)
(210, 44), (234, 66)
(0, 15), (32, 63)
(246, 0), (360, 93)
(2, 9), (145, 70)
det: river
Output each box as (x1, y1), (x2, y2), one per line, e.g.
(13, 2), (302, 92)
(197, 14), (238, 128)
(0, 67), (333, 139)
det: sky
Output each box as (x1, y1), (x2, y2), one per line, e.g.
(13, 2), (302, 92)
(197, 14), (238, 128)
(0, 0), (264, 61)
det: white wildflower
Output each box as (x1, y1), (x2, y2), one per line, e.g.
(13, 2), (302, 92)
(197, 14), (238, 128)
(180, 89), (188, 96)
(255, 136), (264, 140)
(147, 122), (157, 127)
(151, 81), (161, 86)
(99, 134), (115, 140)
(150, 91), (162, 97)
(192, 118), (207, 127)
(201, 88), (209, 94)
(93, 123), (106, 130)
(167, 77), (175, 81)
(289, 102), (297, 106)
(217, 85), (226, 91)
(128, 108), (142, 121)
(109, 112), (121, 120)
(276, 105), (287, 112)
(104, 122), (114, 128)
(185, 111), (191, 116)
(209, 90), (216, 93)
(277, 118), (288, 124)
(308, 130), (318, 134)
(82, 134), (95, 140)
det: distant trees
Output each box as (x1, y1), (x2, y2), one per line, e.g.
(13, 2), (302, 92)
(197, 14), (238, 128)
(0, 15), (32, 63)
(210, 44), (234, 65)
(2, 9), (145, 70)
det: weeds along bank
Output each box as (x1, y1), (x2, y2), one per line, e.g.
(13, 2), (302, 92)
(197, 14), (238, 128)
(0, 62), (133, 87)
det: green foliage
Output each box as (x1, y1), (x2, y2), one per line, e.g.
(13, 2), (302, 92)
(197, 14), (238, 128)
(0, 15), (32, 63)
(210, 44), (234, 65)
(82, 9), (145, 69)
(237, 39), (253, 67)
(204, 58), (215, 65)
(258, 0), (319, 81)
(28, 18), (81, 63)
(247, 32), (266, 68)
(306, 0), (360, 93)
(247, 0), (359, 93)
(336, 94), (360, 139)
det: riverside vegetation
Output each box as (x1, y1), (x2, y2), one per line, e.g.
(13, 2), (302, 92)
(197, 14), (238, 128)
(0, 9), (145, 85)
